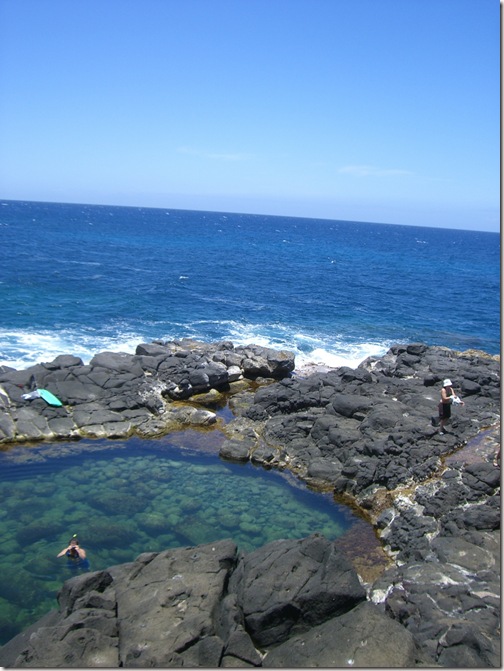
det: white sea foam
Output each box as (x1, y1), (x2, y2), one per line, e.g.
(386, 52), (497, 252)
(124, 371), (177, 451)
(0, 329), (143, 369)
(218, 321), (390, 371)
(0, 323), (391, 373)
(296, 344), (388, 371)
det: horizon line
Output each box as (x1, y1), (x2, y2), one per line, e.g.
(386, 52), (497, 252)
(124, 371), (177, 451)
(0, 197), (498, 235)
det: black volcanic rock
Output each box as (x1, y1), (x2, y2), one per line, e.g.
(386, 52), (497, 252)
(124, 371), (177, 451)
(0, 339), (296, 443)
(0, 341), (500, 667)
(0, 536), (424, 668)
(228, 534), (366, 647)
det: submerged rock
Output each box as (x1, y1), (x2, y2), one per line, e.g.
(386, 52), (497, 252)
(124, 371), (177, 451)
(0, 536), (425, 668)
(0, 341), (500, 667)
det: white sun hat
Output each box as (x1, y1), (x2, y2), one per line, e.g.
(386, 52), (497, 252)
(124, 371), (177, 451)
(443, 379), (452, 386)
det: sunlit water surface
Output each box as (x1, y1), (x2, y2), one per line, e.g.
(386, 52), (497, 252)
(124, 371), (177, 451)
(0, 436), (361, 644)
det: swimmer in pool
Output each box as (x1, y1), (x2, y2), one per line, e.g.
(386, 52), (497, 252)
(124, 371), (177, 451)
(57, 534), (87, 561)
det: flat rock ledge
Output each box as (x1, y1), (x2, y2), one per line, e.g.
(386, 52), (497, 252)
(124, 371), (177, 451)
(0, 340), (500, 667)
(0, 339), (295, 444)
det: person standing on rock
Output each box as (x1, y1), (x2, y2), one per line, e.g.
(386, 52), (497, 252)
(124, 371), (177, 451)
(438, 378), (464, 434)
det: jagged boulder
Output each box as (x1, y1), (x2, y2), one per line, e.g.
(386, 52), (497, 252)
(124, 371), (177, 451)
(263, 601), (421, 667)
(228, 534), (366, 647)
(0, 342), (499, 668)
(0, 536), (421, 669)
(0, 340), (295, 444)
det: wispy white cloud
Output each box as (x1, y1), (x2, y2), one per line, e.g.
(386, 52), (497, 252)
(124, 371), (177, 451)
(338, 165), (413, 177)
(176, 146), (253, 161)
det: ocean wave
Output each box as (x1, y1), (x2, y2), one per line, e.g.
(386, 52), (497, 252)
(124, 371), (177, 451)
(0, 324), (391, 373)
(1, 204), (499, 368)
(295, 344), (388, 371)
(0, 329), (145, 370)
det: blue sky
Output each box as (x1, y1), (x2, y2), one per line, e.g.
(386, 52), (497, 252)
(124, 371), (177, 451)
(0, 0), (499, 231)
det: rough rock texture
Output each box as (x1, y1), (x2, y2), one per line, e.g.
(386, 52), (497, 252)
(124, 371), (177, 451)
(0, 536), (425, 668)
(263, 601), (420, 668)
(225, 343), (501, 668)
(235, 344), (499, 496)
(0, 340), (295, 444)
(228, 535), (367, 648)
(0, 341), (500, 667)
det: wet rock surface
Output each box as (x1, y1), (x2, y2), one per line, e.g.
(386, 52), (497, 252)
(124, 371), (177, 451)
(0, 341), (500, 667)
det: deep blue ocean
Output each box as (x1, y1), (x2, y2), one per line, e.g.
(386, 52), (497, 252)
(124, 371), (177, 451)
(0, 199), (500, 646)
(0, 200), (500, 371)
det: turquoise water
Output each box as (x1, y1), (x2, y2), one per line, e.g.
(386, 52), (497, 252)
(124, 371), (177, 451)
(0, 437), (357, 644)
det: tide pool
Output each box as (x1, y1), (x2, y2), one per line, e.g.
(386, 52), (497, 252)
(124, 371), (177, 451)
(0, 436), (360, 644)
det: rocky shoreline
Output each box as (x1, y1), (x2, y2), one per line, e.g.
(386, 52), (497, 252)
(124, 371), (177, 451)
(0, 340), (500, 667)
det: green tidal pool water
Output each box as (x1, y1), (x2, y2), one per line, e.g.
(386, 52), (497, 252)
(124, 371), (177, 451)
(0, 436), (360, 645)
